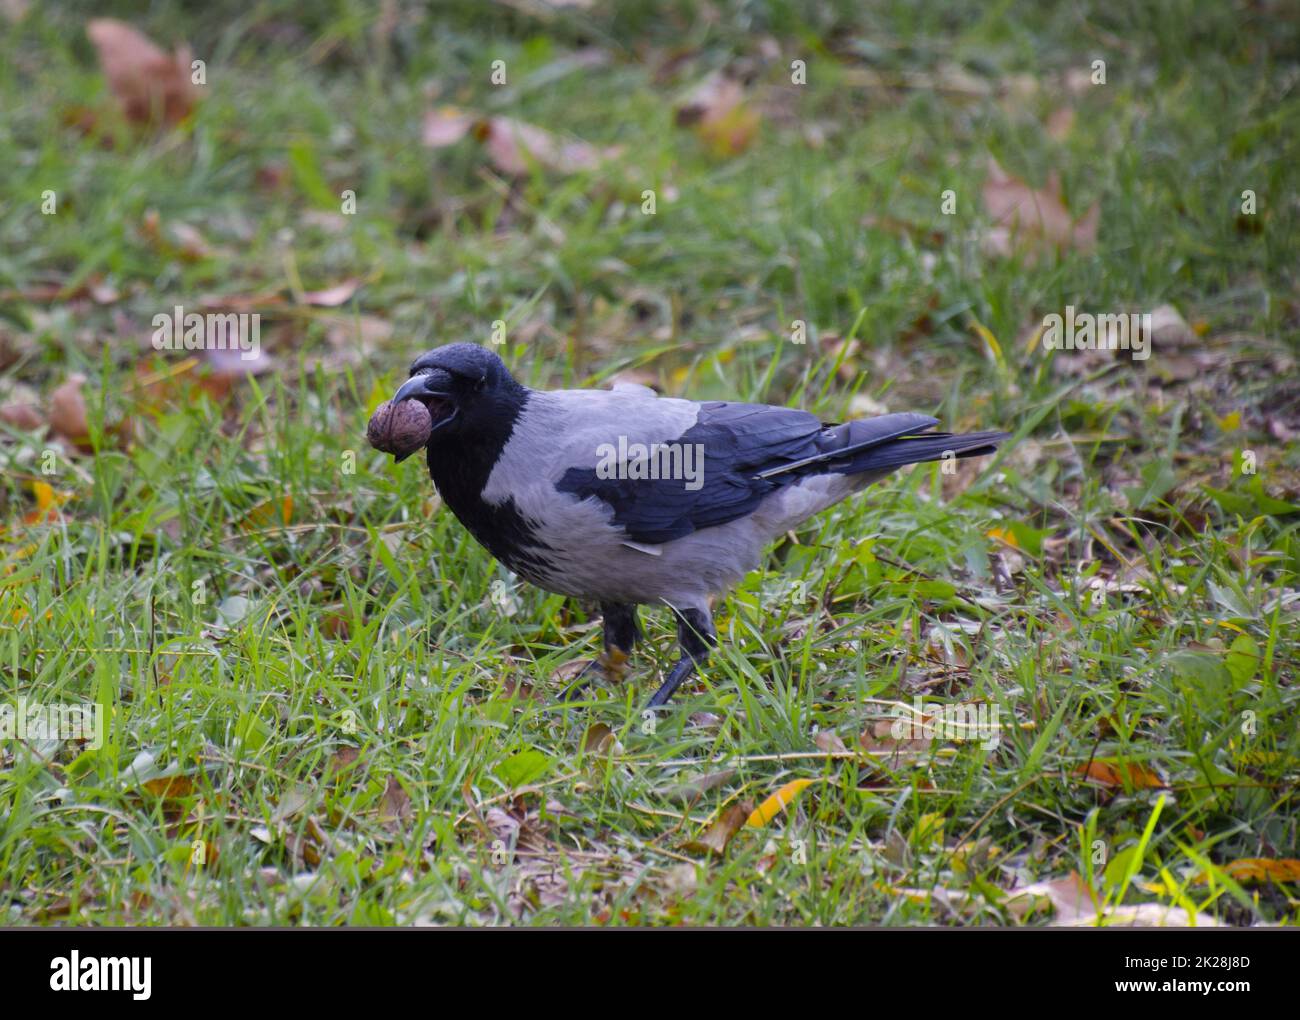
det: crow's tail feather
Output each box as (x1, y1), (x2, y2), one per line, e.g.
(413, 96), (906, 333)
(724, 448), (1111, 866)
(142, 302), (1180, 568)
(843, 429), (1009, 475)
(752, 412), (1008, 481)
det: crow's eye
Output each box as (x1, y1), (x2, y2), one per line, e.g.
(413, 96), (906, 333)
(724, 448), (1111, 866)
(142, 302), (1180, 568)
(474, 377), (486, 392)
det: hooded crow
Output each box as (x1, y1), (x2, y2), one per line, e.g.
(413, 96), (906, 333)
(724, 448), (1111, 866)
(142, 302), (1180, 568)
(384, 343), (1008, 707)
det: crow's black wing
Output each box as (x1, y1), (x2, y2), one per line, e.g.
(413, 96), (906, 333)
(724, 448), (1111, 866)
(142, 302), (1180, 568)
(555, 402), (937, 544)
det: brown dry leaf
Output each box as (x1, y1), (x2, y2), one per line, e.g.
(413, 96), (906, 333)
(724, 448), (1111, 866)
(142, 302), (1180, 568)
(87, 18), (199, 127)
(675, 72), (743, 125)
(1006, 872), (1094, 922)
(860, 716), (933, 765)
(499, 677), (543, 702)
(1055, 903), (1223, 927)
(0, 403), (44, 430)
(139, 775), (195, 804)
(48, 374), (90, 448)
(379, 775), (412, 824)
(683, 800), (751, 857)
(1073, 758), (1167, 790)
(327, 746), (362, 781)
(422, 106), (475, 148)
(484, 797), (551, 859)
(204, 343), (273, 381)
(675, 72), (760, 157)
(238, 495), (292, 534)
(1045, 107), (1075, 140)
(140, 209), (213, 262)
(551, 658), (595, 686)
(1148, 304), (1196, 348)
(582, 722), (620, 755)
(301, 279), (360, 307)
(282, 830), (322, 868)
(1218, 858), (1300, 885)
(814, 729), (848, 753)
(658, 768), (737, 803)
(477, 116), (621, 177)
(982, 159), (1099, 259)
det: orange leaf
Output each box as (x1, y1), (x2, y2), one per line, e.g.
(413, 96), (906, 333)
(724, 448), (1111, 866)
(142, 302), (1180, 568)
(1222, 858), (1300, 885)
(86, 18), (199, 127)
(982, 158), (1098, 260)
(746, 779), (817, 827)
(140, 775), (195, 803)
(48, 375), (90, 448)
(1073, 758), (1166, 790)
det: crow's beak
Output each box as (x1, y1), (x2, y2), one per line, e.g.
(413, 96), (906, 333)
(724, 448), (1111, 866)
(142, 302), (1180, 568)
(390, 368), (459, 461)
(392, 367), (454, 404)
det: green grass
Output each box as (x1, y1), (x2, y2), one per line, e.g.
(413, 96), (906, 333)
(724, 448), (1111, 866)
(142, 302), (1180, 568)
(1, 0), (1297, 926)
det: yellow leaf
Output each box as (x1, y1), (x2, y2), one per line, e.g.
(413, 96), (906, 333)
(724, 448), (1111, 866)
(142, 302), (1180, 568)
(987, 526), (1020, 549)
(1073, 758), (1166, 790)
(31, 481), (56, 511)
(1217, 411), (1242, 432)
(1222, 858), (1300, 885)
(745, 778), (816, 828)
(971, 321), (1003, 366)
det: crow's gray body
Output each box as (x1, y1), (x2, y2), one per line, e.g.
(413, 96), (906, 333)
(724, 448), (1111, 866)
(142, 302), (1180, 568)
(482, 384), (879, 614)
(386, 343), (1007, 705)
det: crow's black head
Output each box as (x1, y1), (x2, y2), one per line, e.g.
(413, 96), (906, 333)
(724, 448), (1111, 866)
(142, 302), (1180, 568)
(390, 343), (526, 449)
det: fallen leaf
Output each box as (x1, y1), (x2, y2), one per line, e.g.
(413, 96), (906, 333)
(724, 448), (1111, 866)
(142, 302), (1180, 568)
(674, 72), (760, 156)
(205, 343), (273, 380)
(379, 775), (412, 824)
(1006, 872), (1094, 922)
(326, 746), (362, 780)
(658, 768), (737, 803)
(1054, 903), (1222, 927)
(1148, 304), (1195, 348)
(23, 480), (71, 525)
(422, 106), (475, 148)
(239, 495), (293, 531)
(477, 116), (621, 177)
(271, 787), (310, 824)
(860, 716), (933, 765)
(982, 159), (1099, 259)
(139, 775), (195, 804)
(140, 209), (213, 261)
(582, 722), (621, 755)
(87, 18), (199, 127)
(48, 375), (90, 448)
(1073, 758), (1167, 790)
(745, 778), (817, 827)
(814, 730), (848, 753)
(0, 403), (44, 430)
(282, 831), (322, 868)
(683, 801), (751, 857)
(1217, 858), (1300, 885)
(1045, 106), (1075, 140)
(301, 279), (360, 307)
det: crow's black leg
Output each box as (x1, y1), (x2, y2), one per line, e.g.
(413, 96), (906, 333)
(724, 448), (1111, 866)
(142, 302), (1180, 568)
(647, 606), (715, 708)
(558, 602), (639, 702)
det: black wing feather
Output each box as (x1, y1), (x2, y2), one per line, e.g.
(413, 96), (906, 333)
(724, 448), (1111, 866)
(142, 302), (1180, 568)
(556, 404), (945, 544)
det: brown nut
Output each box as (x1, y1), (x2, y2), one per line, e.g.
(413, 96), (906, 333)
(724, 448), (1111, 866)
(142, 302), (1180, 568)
(366, 399), (434, 457)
